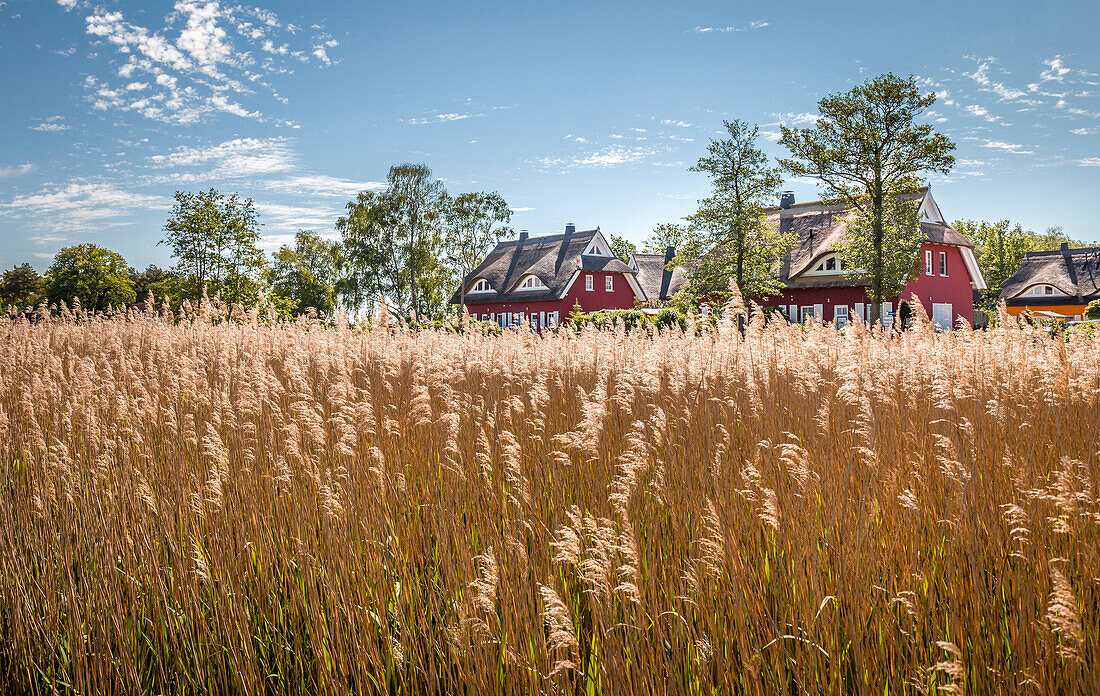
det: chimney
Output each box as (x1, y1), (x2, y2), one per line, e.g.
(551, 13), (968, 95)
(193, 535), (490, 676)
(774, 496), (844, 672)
(665, 245), (675, 262)
(565, 223), (576, 236)
(1061, 242), (1069, 252)
(519, 230), (529, 243)
(780, 191), (795, 210)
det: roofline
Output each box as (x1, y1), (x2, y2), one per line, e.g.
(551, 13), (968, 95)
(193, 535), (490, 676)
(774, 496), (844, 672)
(762, 186), (930, 214)
(494, 229), (599, 247)
(1022, 246), (1100, 258)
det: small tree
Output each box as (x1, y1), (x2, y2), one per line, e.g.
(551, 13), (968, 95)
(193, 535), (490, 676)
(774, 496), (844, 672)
(0, 263), (45, 309)
(269, 231), (343, 316)
(443, 191), (513, 320)
(679, 120), (793, 302)
(1084, 300), (1100, 321)
(160, 188), (266, 304)
(781, 73), (955, 324)
(44, 244), (136, 311)
(130, 265), (185, 307)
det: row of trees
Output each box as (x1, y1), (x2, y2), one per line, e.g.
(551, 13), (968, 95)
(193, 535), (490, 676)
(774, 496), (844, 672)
(2, 164), (516, 320)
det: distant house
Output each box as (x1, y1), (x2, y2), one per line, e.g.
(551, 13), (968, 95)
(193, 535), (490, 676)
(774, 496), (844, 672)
(451, 225), (645, 328)
(629, 246), (688, 306)
(1000, 244), (1100, 320)
(757, 187), (986, 330)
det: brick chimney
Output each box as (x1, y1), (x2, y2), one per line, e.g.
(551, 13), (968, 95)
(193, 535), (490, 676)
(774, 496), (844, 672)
(565, 223), (576, 236)
(780, 191), (795, 209)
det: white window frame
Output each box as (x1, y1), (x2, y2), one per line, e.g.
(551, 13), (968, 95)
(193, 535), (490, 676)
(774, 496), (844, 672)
(585, 274), (593, 291)
(939, 251), (948, 277)
(834, 305), (848, 330)
(925, 250), (933, 276)
(806, 254), (846, 276)
(516, 275), (546, 290)
(470, 278), (493, 293)
(605, 275), (613, 292)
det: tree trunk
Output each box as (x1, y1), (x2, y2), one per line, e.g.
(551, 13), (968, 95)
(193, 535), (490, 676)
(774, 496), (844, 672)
(870, 187), (884, 326)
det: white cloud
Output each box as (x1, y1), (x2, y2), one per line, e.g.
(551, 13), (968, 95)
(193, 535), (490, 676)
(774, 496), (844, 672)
(0, 163), (34, 179)
(694, 20), (769, 33)
(982, 140), (1033, 154)
(1071, 127), (1095, 136)
(510, 207), (535, 213)
(261, 174), (386, 198)
(774, 112), (820, 126)
(1, 182), (166, 232)
(1075, 157), (1100, 167)
(56, 0), (79, 9)
(148, 137), (295, 177)
(660, 119), (693, 127)
(29, 116), (71, 132)
(73, 1), (335, 124)
(965, 104), (1000, 122)
(760, 130), (781, 141)
(403, 112), (477, 125)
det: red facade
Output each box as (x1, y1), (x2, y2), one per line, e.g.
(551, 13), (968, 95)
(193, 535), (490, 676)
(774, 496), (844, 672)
(757, 242), (976, 329)
(464, 270), (638, 327)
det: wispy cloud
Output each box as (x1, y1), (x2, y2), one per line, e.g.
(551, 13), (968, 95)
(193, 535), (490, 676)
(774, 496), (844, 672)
(29, 115), (72, 132)
(403, 112), (478, 125)
(772, 112), (821, 126)
(965, 104), (1000, 122)
(1075, 157), (1100, 167)
(660, 119), (693, 128)
(536, 145), (663, 171)
(982, 140), (1033, 154)
(1, 182), (167, 232)
(148, 136), (295, 177)
(694, 20), (769, 33)
(0, 163), (35, 179)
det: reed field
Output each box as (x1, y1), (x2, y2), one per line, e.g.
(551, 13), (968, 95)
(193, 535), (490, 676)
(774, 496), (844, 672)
(0, 302), (1097, 695)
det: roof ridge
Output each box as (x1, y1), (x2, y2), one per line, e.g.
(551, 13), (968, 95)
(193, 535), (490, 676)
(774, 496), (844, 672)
(763, 186), (930, 213)
(497, 229), (598, 246)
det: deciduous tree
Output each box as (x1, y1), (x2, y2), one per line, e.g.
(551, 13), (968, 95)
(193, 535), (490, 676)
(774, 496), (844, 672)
(443, 191), (513, 318)
(160, 189), (266, 304)
(269, 231), (343, 316)
(44, 244), (136, 311)
(780, 73), (955, 324)
(680, 120), (793, 302)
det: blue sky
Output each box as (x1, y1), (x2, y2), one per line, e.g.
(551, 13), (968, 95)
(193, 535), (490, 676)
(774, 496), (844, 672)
(0, 0), (1097, 272)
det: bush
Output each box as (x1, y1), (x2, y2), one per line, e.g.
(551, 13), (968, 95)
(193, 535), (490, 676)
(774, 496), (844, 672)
(654, 307), (688, 332)
(1085, 299), (1100, 321)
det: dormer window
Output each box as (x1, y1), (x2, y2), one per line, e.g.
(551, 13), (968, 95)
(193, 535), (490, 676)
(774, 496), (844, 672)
(470, 278), (493, 293)
(1024, 284), (1065, 297)
(517, 275), (546, 290)
(583, 234), (611, 256)
(808, 254), (847, 275)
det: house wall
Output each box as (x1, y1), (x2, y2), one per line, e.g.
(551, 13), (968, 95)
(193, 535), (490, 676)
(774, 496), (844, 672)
(463, 270), (638, 325)
(756, 243), (976, 326)
(1004, 303), (1087, 319)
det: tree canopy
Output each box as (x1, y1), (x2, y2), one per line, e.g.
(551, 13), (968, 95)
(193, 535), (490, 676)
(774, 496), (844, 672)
(444, 191), (513, 315)
(679, 120), (793, 301)
(44, 244), (136, 311)
(269, 231), (343, 316)
(780, 73), (955, 323)
(160, 188), (266, 304)
(0, 264), (45, 310)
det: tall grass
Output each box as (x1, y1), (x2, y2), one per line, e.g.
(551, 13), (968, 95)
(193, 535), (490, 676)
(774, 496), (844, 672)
(0, 303), (1097, 694)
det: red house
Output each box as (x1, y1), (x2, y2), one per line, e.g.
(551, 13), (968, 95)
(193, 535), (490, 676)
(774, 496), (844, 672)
(452, 225), (645, 328)
(757, 187), (986, 330)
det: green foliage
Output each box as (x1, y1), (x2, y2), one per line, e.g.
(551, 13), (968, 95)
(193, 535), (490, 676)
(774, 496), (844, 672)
(835, 196), (925, 298)
(130, 265), (186, 307)
(338, 164), (451, 321)
(643, 223), (690, 254)
(269, 231), (343, 316)
(160, 188), (267, 304)
(681, 120), (792, 301)
(1085, 300), (1100, 321)
(609, 234), (637, 263)
(0, 263), (45, 309)
(953, 219), (1089, 311)
(44, 244), (136, 311)
(444, 191), (513, 318)
(780, 73), (956, 323)
(654, 307), (688, 331)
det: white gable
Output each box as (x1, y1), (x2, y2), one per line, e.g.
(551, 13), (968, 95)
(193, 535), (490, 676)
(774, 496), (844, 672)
(918, 189), (946, 224)
(583, 230), (612, 257)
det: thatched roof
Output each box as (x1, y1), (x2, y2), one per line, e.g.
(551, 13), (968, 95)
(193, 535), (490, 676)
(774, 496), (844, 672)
(631, 250), (688, 301)
(452, 229), (635, 304)
(1001, 246), (1100, 304)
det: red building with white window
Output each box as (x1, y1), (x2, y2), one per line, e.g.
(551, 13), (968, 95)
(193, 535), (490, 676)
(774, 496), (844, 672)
(757, 187), (986, 329)
(451, 225), (645, 328)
